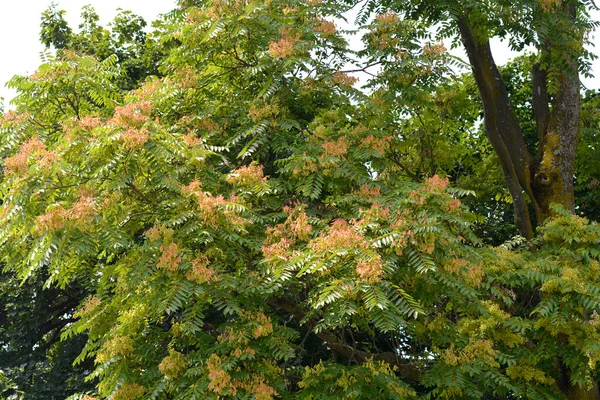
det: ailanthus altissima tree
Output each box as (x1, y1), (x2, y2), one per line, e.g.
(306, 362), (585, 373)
(1, 1), (599, 399)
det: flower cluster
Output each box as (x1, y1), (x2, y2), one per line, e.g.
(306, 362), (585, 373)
(36, 206), (68, 232)
(189, 0), (248, 21)
(182, 131), (203, 147)
(96, 334), (134, 363)
(181, 180), (203, 195)
(218, 327), (249, 345)
(356, 255), (384, 283)
(332, 72), (358, 88)
(70, 195), (97, 224)
(314, 17), (336, 38)
(538, 0), (561, 12)
(4, 136), (57, 176)
(423, 174), (449, 192)
(466, 262), (484, 286)
(159, 349), (187, 379)
(310, 219), (368, 253)
(321, 137), (349, 158)
(145, 225), (174, 242)
(182, 181), (248, 228)
(268, 29), (300, 59)
(291, 156), (318, 177)
(355, 201), (391, 229)
(355, 184), (381, 199)
(409, 175), (450, 205)
(132, 78), (162, 100)
(442, 339), (499, 368)
(59, 117), (97, 143)
(175, 65), (199, 89)
(369, 12), (402, 51)
(232, 346), (256, 358)
(284, 206), (312, 240)
(360, 134), (392, 154)
(185, 8), (204, 23)
(80, 116), (103, 130)
(262, 206), (312, 260)
(282, 6), (298, 14)
(197, 116), (224, 134)
(207, 354), (236, 395)
(262, 236), (294, 260)
(36, 195), (97, 233)
(120, 127), (149, 149)
(249, 312), (274, 339)
(74, 295), (101, 319)
(389, 217), (415, 256)
(157, 242), (182, 272)
(248, 103), (280, 122)
(1, 110), (27, 123)
(444, 258), (468, 274)
(109, 102), (153, 128)
(226, 163), (267, 188)
(245, 377), (278, 400)
(422, 41), (447, 57)
(186, 255), (216, 283)
(112, 383), (145, 400)
(375, 11), (399, 26)
(442, 198), (462, 213)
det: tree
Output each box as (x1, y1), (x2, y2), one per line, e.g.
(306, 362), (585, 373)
(353, 0), (597, 240)
(0, 7), (174, 397)
(40, 4), (167, 90)
(0, 268), (96, 400)
(1, 0), (599, 399)
(0, 52), (123, 400)
(40, 4), (72, 50)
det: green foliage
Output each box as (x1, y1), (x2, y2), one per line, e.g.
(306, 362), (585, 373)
(0, 0), (599, 399)
(0, 269), (95, 399)
(577, 89), (600, 220)
(39, 4), (166, 91)
(40, 3), (72, 49)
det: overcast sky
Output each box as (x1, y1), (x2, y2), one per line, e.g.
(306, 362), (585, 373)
(0, 1), (598, 108)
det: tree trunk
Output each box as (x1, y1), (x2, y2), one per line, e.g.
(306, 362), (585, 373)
(530, 58), (579, 223)
(456, 13), (580, 238)
(456, 17), (535, 239)
(566, 383), (600, 400)
(559, 359), (600, 400)
(456, 11), (595, 400)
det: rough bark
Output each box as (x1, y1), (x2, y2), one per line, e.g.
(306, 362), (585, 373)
(457, 17), (535, 239)
(456, 9), (580, 237)
(531, 59), (579, 222)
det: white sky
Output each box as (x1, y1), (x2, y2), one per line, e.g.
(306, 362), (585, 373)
(0, 2), (598, 108)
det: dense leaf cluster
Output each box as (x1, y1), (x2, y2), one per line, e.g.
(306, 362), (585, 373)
(0, 0), (599, 399)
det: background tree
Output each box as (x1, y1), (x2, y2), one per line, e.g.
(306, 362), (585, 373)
(40, 3), (167, 90)
(352, 0), (597, 239)
(0, 269), (95, 400)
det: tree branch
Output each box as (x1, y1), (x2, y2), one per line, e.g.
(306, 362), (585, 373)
(456, 16), (535, 238)
(267, 297), (422, 382)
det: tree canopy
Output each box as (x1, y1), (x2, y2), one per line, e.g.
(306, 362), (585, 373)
(1, 1), (599, 399)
